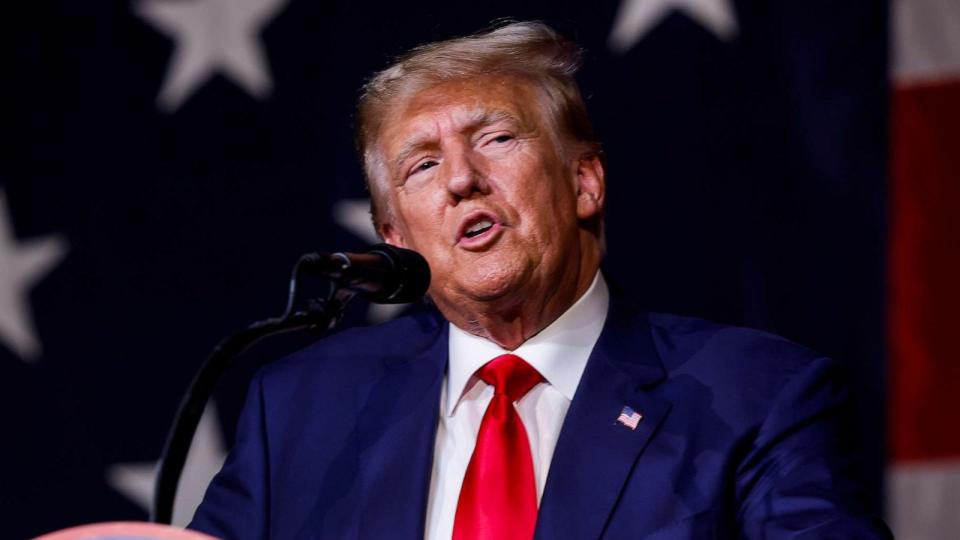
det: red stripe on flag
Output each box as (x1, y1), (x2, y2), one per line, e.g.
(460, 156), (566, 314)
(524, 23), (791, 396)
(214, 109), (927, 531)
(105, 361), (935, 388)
(889, 79), (960, 462)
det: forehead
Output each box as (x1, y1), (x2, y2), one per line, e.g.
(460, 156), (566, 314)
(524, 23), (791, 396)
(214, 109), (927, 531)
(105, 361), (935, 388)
(378, 75), (546, 153)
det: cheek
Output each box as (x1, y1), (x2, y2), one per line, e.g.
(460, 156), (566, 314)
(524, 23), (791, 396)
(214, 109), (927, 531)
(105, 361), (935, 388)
(396, 199), (446, 248)
(517, 167), (579, 219)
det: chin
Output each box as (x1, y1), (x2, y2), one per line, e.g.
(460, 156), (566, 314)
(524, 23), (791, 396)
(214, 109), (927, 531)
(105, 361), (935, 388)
(457, 256), (532, 303)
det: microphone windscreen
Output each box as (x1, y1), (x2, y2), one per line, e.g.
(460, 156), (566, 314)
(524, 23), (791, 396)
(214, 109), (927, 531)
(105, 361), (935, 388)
(365, 244), (431, 304)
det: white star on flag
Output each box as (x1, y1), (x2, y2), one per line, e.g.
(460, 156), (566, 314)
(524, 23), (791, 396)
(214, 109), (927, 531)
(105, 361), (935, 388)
(136, 0), (289, 112)
(107, 403), (227, 527)
(0, 189), (68, 363)
(609, 0), (738, 53)
(333, 198), (380, 246)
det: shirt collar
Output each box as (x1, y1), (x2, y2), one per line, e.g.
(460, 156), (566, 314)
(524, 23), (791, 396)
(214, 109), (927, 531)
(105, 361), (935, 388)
(446, 271), (609, 416)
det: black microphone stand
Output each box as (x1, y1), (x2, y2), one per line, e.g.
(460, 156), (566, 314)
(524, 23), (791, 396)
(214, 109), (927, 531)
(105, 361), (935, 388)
(151, 256), (357, 524)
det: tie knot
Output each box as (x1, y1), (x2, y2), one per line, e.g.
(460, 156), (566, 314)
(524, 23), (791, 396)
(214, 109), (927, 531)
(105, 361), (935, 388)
(477, 354), (543, 401)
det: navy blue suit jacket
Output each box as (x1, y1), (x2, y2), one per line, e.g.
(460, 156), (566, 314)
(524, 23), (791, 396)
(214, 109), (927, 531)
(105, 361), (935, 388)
(190, 298), (888, 539)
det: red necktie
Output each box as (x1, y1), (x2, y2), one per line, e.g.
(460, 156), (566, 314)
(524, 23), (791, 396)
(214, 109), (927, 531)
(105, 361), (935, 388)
(453, 354), (544, 540)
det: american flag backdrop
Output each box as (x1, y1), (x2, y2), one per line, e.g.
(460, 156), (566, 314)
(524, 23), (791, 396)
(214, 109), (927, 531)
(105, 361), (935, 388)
(3, 0), (929, 537)
(887, 1), (960, 538)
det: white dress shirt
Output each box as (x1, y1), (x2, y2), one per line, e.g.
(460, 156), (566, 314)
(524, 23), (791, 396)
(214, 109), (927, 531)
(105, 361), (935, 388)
(424, 272), (610, 539)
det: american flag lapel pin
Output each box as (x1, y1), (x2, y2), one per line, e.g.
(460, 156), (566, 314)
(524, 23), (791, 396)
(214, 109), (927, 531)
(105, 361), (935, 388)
(616, 405), (643, 430)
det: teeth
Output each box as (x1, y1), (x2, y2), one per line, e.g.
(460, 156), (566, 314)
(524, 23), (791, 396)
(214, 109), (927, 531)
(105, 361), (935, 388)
(465, 218), (494, 237)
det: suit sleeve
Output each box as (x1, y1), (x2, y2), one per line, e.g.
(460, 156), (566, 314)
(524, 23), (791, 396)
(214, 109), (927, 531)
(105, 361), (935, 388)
(735, 356), (892, 539)
(189, 372), (270, 540)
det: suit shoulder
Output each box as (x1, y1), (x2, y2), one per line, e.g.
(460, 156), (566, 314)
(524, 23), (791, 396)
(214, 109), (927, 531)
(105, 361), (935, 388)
(644, 313), (835, 417)
(647, 312), (823, 375)
(258, 308), (445, 388)
(645, 313), (840, 435)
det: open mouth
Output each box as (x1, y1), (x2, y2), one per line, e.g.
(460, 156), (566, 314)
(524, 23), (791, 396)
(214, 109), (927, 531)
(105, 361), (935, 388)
(463, 218), (495, 239)
(457, 212), (503, 249)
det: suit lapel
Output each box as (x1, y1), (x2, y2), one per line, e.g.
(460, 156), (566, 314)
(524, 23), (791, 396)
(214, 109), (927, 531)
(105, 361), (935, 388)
(356, 317), (448, 540)
(536, 300), (671, 540)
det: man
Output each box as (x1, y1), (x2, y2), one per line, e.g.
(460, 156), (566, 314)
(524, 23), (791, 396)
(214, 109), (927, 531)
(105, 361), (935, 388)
(191, 22), (889, 539)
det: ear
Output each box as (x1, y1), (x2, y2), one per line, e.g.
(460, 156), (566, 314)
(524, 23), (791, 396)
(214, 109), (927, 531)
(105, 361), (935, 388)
(379, 221), (408, 249)
(574, 153), (605, 221)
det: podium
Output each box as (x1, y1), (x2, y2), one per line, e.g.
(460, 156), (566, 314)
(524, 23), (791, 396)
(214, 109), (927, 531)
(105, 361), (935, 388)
(34, 522), (218, 540)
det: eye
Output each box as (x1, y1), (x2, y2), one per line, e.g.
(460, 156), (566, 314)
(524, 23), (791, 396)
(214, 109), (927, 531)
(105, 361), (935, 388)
(409, 159), (438, 177)
(479, 132), (516, 151)
(490, 134), (514, 144)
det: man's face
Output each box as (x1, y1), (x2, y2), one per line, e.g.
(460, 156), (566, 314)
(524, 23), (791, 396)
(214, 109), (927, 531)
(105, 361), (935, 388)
(375, 75), (604, 313)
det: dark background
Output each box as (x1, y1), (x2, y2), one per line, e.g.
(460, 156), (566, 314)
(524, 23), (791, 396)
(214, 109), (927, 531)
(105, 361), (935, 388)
(1, 1), (887, 537)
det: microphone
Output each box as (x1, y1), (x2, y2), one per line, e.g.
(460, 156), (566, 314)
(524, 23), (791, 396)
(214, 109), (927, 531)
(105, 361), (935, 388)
(298, 244), (431, 304)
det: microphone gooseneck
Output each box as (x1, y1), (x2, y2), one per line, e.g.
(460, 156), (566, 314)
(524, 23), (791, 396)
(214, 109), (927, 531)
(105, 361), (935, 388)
(152, 244), (430, 524)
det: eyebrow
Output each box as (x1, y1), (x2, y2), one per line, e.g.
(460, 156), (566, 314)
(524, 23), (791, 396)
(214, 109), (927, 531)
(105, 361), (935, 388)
(391, 109), (521, 170)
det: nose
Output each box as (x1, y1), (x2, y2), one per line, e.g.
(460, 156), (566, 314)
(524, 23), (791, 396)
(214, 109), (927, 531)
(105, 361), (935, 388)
(443, 145), (489, 203)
